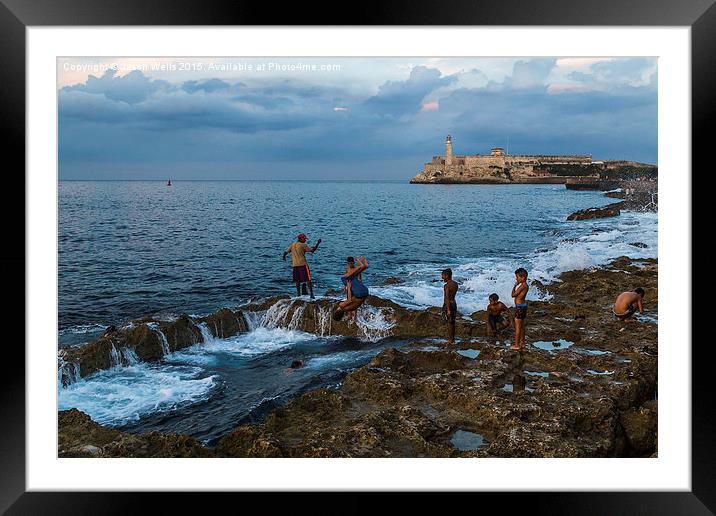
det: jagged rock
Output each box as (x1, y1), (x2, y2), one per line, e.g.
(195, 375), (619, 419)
(240, 295), (480, 340)
(58, 409), (212, 458)
(58, 256), (658, 458)
(619, 400), (657, 456)
(216, 425), (283, 458)
(567, 202), (623, 221)
(58, 309), (249, 384)
(199, 308), (248, 338)
(382, 276), (404, 285)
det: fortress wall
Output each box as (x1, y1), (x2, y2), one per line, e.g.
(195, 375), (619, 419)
(462, 155), (505, 167)
(511, 155), (592, 164)
(420, 152), (595, 179)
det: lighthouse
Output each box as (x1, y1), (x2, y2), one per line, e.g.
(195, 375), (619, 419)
(445, 134), (453, 165)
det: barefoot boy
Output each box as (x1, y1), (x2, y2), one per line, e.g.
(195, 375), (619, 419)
(511, 268), (529, 350)
(612, 288), (645, 321)
(333, 256), (370, 321)
(486, 293), (512, 337)
(442, 268), (459, 345)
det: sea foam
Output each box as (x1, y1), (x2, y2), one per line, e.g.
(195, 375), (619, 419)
(372, 211), (657, 314)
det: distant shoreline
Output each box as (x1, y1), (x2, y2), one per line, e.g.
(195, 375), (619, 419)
(410, 177), (573, 185)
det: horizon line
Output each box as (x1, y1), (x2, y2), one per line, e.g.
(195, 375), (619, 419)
(58, 178), (412, 182)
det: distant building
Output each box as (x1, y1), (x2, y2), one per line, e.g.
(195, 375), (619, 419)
(411, 135), (593, 183)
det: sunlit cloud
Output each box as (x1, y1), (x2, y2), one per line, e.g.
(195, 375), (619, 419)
(547, 83), (594, 94)
(555, 57), (615, 68)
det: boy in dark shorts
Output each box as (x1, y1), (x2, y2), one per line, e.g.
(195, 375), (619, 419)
(283, 233), (321, 298)
(333, 256), (370, 321)
(486, 293), (512, 337)
(511, 268), (529, 350)
(442, 268), (459, 345)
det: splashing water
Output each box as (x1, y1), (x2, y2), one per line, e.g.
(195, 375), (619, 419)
(372, 211), (657, 313)
(58, 363), (220, 427)
(242, 311), (261, 331)
(287, 304), (306, 331)
(315, 305), (333, 337)
(58, 352), (81, 388)
(121, 347), (139, 365)
(147, 322), (171, 355)
(355, 305), (395, 342)
(109, 343), (123, 368)
(261, 299), (297, 329)
(196, 322), (214, 344)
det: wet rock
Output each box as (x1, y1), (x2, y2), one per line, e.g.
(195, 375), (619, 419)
(240, 295), (480, 341)
(80, 444), (100, 456)
(199, 308), (248, 339)
(216, 426), (283, 458)
(629, 242), (648, 248)
(206, 257), (658, 458)
(59, 256), (658, 458)
(58, 409), (212, 458)
(59, 309), (249, 383)
(382, 276), (404, 285)
(619, 400), (657, 456)
(567, 202), (623, 221)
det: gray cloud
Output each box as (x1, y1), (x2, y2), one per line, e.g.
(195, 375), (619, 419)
(569, 57), (656, 88)
(508, 59), (556, 89)
(182, 78), (232, 93)
(363, 65), (457, 117)
(59, 60), (657, 179)
(63, 69), (170, 104)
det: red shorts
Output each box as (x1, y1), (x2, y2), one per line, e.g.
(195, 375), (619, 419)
(292, 264), (310, 283)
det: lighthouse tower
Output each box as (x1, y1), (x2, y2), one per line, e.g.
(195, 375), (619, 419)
(445, 134), (453, 165)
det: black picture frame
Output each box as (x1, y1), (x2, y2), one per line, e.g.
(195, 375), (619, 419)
(2, 0), (706, 513)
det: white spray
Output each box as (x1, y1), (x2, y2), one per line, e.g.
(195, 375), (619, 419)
(147, 322), (171, 355)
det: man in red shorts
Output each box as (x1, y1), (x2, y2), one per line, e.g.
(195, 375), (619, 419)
(283, 233), (321, 299)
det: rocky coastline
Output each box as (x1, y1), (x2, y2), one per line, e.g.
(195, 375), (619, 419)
(59, 255), (658, 458)
(566, 180), (657, 220)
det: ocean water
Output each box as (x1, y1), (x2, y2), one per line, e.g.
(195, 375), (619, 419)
(58, 181), (657, 443)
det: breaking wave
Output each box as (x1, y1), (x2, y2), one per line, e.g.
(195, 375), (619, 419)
(372, 211), (657, 314)
(58, 363), (221, 427)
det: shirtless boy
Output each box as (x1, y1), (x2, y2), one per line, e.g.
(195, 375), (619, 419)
(612, 288), (645, 322)
(486, 293), (512, 337)
(442, 268), (459, 345)
(333, 256), (370, 321)
(511, 268), (529, 350)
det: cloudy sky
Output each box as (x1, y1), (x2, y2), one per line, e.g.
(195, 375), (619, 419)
(58, 57), (657, 180)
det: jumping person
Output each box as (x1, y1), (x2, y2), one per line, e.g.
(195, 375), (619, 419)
(283, 233), (321, 299)
(333, 256), (369, 321)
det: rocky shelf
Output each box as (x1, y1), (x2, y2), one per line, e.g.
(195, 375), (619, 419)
(59, 256), (658, 458)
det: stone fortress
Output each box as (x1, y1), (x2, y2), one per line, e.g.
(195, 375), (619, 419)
(410, 135), (653, 184)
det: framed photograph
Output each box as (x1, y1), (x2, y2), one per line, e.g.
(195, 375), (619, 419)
(5, 0), (707, 512)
